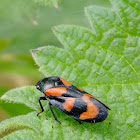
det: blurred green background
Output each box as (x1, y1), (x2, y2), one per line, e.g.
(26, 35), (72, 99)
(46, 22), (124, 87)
(0, 0), (110, 122)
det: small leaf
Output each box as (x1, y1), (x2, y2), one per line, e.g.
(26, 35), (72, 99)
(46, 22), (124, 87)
(0, 112), (41, 137)
(1, 86), (42, 110)
(1, 129), (39, 140)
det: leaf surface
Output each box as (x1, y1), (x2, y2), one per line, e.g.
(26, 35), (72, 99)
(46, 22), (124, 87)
(1, 86), (42, 111)
(1, 0), (140, 139)
(34, 0), (61, 7)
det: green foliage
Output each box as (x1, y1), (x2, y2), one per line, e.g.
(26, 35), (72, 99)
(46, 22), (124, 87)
(0, 112), (41, 139)
(1, 87), (42, 111)
(0, 0), (109, 55)
(0, 0), (140, 139)
(0, 0), (109, 54)
(0, 87), (32, 117)
(0, 0), (109, 119)
(34, 0), (61, 7)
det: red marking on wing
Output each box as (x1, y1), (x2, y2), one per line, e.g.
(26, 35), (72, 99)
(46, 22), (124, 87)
(80, 94), (99, 120)
(76, 87), (84, 91)
(84, 93), (96, 99)
(60, 77), (72, 87)
(44, 87), (66, 97)
(63, 97), (75, 112)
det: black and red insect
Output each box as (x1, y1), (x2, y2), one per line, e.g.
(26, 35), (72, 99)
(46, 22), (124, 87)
(36, 76), (110, 124)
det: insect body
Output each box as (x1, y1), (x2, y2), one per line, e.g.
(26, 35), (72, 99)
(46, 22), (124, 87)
(36, 76), (110, 124)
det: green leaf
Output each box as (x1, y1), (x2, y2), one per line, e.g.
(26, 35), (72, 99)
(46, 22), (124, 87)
(31, 0), (140, 139)
(34, 0), (61, 7)
(0, 112), (41, 136)
(1, 0), (140, 139)
(0, 0), (110, 55)
(1, 129), (39, 140)
(1, 86), (42, 111)
(31, 46), (87, 86)
(0, 87), (32, 117)
(0, 112), (41, 139)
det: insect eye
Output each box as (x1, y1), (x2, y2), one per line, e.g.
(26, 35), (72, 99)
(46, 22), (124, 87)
(36, 85), (40, 90)
(54, 82), (58, 87)
(55, 80), (63, 87)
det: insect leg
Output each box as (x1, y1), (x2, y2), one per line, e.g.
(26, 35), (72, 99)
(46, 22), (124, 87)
(48, 102), (61, 125)
(37, 97), (47, 116)
(74, 119), (82, 124)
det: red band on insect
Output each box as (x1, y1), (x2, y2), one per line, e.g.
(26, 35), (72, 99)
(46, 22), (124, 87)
(63, 97), (75, 112)
(60, 78), (72, 87)
(80, 94), (99, 120)
(76, 87), (84, 91)
(44, 87), (67, 97)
